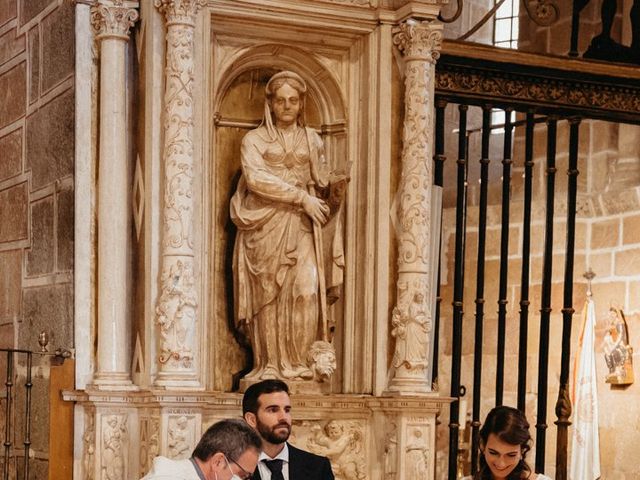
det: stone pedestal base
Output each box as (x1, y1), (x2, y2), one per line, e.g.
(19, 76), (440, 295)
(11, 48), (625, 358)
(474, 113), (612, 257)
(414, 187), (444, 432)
(64, 390), (451, 480)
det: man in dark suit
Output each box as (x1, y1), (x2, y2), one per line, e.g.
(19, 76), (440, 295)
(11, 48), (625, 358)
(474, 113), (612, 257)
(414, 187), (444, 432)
(242, 380), (334, 480)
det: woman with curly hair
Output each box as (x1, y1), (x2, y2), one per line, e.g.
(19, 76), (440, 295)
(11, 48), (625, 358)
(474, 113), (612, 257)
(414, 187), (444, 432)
(473, 406), (551, 480)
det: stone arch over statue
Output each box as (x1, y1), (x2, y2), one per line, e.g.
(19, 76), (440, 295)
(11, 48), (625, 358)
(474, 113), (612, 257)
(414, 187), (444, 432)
(208, 44), (349, 393)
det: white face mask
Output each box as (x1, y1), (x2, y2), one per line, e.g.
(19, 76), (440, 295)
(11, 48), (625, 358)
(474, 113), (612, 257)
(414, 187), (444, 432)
(225, 456), (244, 480)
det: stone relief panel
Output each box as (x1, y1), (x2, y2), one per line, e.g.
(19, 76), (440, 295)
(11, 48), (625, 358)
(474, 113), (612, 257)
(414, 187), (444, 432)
(391, 278), (431, 373)
(383, 420), (398, 480)
(405, 422), (430, 479)
(101, 414), (128, 480)
(83, 411), (96, 480)
(167, 414), (197, 459)
(300, 420), (367, 480)
(139, 415), (160, 477)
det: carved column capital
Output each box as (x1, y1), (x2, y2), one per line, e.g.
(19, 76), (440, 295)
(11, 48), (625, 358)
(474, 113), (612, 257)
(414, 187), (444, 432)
(392, 19), (442, 63)
(90, 2), (139, 41)
(154, 0), (206, 26)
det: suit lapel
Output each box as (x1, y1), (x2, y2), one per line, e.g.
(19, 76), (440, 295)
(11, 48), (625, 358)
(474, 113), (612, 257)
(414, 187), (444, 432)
(287, 444), (300, 478)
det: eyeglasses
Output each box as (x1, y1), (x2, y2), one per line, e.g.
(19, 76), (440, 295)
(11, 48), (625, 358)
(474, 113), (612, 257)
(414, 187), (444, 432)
(227, 456), (253, 480)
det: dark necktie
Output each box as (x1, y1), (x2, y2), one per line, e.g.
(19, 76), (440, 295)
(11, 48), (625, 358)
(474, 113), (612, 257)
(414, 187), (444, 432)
(264, 459), (285, 480)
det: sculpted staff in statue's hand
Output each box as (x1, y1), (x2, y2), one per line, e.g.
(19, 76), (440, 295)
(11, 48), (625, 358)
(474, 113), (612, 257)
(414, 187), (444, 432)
(231, 71), (345, 384)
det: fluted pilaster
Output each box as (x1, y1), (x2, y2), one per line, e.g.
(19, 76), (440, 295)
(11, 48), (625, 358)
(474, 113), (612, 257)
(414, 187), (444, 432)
(387, 19), (443, 395)
(91, 0), (139, 389)
(154, 0), (205, 387)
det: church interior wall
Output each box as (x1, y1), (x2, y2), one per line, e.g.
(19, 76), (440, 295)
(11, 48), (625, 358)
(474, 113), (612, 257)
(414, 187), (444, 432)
(0, 0), (76, 477)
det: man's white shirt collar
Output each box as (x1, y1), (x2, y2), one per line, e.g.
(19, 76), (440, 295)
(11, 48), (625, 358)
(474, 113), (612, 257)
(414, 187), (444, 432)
(257, 443), (289, 479)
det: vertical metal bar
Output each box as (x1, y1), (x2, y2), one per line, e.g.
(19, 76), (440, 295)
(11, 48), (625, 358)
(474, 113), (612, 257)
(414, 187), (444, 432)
(535, 116), (558, 474)
(470, 104), (492, 475)
(555, 117), (581, 480)
(3, 352), (13, 480)
(432, 98), (448, 387)
(448, 103), (468, 480)
(23, 353), (33, 480)
(517, 112), (535, 412)
(496, 107), (513, 406)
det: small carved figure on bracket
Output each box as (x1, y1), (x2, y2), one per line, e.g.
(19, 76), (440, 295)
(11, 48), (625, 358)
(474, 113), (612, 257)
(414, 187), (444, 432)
(231, 70), (349, 385)
(603, 306), (634, 385)
(391, 289), (431, 372)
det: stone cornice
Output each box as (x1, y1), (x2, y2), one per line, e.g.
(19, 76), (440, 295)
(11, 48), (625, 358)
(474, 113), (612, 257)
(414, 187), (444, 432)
(63, 389), (452, 413)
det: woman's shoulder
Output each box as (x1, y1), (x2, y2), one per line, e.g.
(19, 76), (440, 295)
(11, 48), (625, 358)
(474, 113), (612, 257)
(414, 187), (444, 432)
(530, 474), (552, 480)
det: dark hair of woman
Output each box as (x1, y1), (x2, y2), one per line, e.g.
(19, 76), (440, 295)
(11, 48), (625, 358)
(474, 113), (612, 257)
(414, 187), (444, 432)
(475, 406), (532, 480)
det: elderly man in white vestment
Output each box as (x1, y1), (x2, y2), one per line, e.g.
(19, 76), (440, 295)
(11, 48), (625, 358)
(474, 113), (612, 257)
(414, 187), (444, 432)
(141, 418), (261, 480)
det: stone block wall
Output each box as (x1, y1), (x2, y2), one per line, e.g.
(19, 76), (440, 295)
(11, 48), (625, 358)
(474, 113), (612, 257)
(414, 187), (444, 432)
(0, 0), (75, 476)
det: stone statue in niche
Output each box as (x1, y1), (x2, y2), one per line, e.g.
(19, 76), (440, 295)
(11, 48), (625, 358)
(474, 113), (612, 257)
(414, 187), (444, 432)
(307, 420), (365, 480)
(231, 70), (348, 384)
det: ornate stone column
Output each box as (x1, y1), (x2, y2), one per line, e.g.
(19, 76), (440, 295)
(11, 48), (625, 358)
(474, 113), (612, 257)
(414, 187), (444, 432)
(154, 0), (204, 387)
(91, 0), (139, 389)
(387, 19), (443, 395)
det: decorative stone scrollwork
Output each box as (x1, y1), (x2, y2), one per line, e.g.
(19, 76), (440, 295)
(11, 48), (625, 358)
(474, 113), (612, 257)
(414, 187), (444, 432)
(392, 20), (443, 63)
(139, 416), (160, 477)
(101, 414), (128, 480)
(90, 3), (139, 40)
(388, 19), (442, 394)
(155, 0), (206, 26)
(154, 0), (204, 384)
(307, 420), (366, 480)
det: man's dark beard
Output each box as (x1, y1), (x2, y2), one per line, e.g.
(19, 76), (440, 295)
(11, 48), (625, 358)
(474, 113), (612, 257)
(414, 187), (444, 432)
(256, 418), (291, 444)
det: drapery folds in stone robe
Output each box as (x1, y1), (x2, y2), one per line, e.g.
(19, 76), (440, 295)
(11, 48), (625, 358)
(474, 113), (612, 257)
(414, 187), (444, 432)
(231, 71), (347, 385)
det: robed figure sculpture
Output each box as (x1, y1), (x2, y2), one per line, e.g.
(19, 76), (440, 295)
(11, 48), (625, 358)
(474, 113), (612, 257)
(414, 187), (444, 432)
(230, 71), (348, 384)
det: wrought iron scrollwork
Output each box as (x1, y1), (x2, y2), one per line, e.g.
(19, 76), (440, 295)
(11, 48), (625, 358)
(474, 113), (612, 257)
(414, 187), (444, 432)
(523, 0), (560, 26)
(438, 0), (463, 24)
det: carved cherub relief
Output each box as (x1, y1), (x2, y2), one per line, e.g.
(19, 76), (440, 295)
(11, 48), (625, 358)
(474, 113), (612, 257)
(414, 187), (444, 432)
(307, 420), (365, 480)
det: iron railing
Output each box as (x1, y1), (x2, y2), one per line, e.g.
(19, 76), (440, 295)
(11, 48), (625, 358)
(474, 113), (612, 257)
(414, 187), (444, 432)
(433, 40), (640, 480)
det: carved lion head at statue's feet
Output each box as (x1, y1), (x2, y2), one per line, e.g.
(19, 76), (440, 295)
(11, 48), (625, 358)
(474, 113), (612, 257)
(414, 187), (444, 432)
(308, 341), (337, 382)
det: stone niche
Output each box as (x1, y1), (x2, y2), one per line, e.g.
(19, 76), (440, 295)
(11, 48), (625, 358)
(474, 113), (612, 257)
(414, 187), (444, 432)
(211, 61), (348, 394)
(202, 3), (389, 397)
